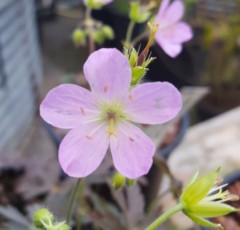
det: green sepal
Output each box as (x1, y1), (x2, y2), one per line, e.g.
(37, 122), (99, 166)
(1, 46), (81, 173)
(129, 48), (138, 67)
(181, 168), (220, 206)
(131, 66), (147, 86)
(129, 2), (151, 23)
(142, 56), (155, 68)
(187, 213), (223, 229)
(126, 178), (136, 187)
(189, 201), (236, 218)
(52, 222), (70, 230)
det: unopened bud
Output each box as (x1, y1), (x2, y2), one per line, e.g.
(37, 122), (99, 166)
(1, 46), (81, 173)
(101, 25), (114, 40)
(112, 173), (125, 190)
(93, 30), (105, 45)
(33, 208), (54, 228)
(72, 29), (86, 46)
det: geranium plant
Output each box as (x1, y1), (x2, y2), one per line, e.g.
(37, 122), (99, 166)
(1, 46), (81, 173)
(33, 0), (239, 229)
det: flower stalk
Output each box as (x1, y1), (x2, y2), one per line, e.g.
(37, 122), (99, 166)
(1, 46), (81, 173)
(146, 203), (183, 230)
(66, 179), (82, 225)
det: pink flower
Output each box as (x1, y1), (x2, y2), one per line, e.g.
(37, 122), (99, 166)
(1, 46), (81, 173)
(155, 0), (193, 58)
(40, 48), (182, 179)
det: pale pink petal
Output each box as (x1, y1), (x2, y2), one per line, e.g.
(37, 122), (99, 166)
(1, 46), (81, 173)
(159, 0), (184, 26)
(83, 48), (131, 102)
(125, 82), (182, 124)
(162, 22), (193, 43)
(59, 122), (109, 177)
(155, 22), (193, 57)
(40, 84), (99, 129)
(110, 123), (155, 179)
(156, 37), (182, 57)
(156, 0), (170, 21)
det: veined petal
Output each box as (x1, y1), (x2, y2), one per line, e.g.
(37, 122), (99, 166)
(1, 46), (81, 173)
(110, 122), (155, 179)
(159, 0), (184, 26)
(40, 84), (99, 129)
(59, 122), (109, 177)
(83, 48), (131, 102)
(186, 213), (223, 229)
(189, 201), (236, 218)
(125, 82), (182, 125)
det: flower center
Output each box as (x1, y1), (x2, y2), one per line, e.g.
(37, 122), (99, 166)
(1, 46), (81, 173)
(100, 102), (126, 136)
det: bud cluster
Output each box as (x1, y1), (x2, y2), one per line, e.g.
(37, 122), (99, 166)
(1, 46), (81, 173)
(33, 208), (70, 230)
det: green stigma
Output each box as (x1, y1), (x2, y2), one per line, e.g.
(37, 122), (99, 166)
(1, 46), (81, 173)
(100, 102), (126, 135)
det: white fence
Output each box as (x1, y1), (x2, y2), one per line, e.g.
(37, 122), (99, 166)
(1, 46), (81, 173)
(0, 0), (42, 150)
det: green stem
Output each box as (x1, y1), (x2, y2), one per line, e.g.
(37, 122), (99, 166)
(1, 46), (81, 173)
(125, 20), (136, 47)
(66, 179), (82, 225)
(145, 203), (183, 230)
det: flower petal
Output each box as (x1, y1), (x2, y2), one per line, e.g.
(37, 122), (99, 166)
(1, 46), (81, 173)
(83, 48), (131, 102)
(125, 82), (182, 125)
(155, 22), (193, 58)
(59, 122), (109, 177)
(110, 122), (155, 179)
(40, 84), (99, 129)
(156, 0), (170, 20)
(158, 0), (184, 26)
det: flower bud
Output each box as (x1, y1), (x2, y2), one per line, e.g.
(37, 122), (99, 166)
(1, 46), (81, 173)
(179, 168), (240, 229)
(93, 30), (105, 45)
(129, 2), (151, 23)
(112, 172), (126, 190)
(72, 29), (86, 47)
(33, 208), (54, 228)
(53, 222), (70, 230)
(101, 25), (114, 40)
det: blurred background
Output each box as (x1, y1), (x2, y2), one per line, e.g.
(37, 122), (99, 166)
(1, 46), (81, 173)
(0, 0), (239, 229)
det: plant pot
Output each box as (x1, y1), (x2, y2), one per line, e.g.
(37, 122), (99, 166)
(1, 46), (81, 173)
(201, 171), (240, 230)
(197, 87), (240, 121)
